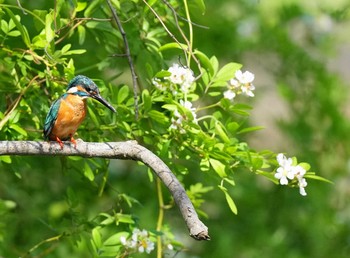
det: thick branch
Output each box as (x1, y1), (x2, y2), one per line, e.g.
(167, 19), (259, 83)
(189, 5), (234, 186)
(0, 140), (210, 240)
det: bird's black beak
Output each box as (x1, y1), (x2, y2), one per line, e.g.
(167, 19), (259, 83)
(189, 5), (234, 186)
(91, 93), (116, 113)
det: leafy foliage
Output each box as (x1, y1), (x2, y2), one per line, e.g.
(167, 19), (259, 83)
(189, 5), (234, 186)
(0, 0), (342, 257)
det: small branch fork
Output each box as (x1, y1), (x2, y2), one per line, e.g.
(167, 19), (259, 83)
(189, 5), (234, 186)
(106, 0), (139, 119)
(0, 140), (210, 241)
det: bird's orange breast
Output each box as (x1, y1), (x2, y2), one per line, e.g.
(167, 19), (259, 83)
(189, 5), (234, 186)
(49, 94), (87, 140)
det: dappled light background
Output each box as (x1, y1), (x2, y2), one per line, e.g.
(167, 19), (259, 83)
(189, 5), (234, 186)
(193, 0), (350, 257)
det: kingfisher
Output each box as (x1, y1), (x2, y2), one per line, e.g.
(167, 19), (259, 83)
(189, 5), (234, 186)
(43, 75), (116, 149)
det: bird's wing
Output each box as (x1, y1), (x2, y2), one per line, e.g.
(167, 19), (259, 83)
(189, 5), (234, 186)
(43, 98), (62, 139)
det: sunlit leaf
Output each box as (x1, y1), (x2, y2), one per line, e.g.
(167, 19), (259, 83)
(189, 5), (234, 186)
(304, 174), (333, 184)
(209, 158), (227, 177)
(104, 232), (129, 246)
(0, 156), (12, 164)
(117, 85), (130, 104)
(92, 227), (102, 248)
(158, 42), (188, 52)
(9, 124), (27, 136)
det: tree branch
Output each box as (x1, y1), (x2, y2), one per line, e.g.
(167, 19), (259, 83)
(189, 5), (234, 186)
(0, 140), (210, 241)
(106, 0), (139, 119)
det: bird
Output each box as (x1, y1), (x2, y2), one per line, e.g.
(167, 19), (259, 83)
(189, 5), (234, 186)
(43, 75), (116, 149)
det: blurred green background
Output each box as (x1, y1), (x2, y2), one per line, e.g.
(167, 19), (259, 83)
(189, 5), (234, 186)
(1, 0), (350, 257)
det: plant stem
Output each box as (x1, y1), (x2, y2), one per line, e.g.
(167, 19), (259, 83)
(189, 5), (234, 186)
(156, 177), (164, 258)
(183, 0), (193, 67)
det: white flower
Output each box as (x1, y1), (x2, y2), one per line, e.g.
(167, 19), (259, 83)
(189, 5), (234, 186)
(167, 64), (195, 92)
(298, 177), (308, 196)
(293, 165), (307, 196)
(224, 69), (255, 100)
(235, 70), (255, 84)
(138, 238), (155, 254)
(275, 153), (295, 185)
(275, 154), (308, 196)
(235, 70), (255, 97)
(120, 236), (127, 245)
(241, 83), (255, 97)
(224, 90), (236, 100)
(228, 78), (240, 88)
(170, 109), (185, 133)
(120, 228), (155, 254)
(152, 78), (167, 91)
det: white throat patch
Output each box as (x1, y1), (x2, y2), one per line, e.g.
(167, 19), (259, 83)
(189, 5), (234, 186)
(67, 86), (78, 93)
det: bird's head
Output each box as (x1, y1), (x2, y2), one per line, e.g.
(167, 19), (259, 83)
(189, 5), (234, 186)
(66, 75), (116, 112)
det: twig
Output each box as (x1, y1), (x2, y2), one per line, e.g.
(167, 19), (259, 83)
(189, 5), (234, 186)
(16, 0), (27, 15)
(143, 0), (189, 65)
(0, 140), (210, 241)
(146, 0), (203, 79)
(0, 76), (41, 130)
(106, 0), (139, 119)
(162, 0), (209, 29)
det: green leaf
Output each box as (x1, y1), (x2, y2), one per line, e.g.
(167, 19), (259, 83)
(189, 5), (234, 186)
(64, 49), (86, 55)
(117, 85), (129, 104)
(304, 174), (333, 184)
(142, 89), (152, 112)
(237, 126), (264, 134)
(194, 50), (214, 75)
(61, 44), (71, 54)
(200, 158), (210, 172)
(192, 0), (206, 14)
(158, 42), (188, 52)
(210, 56), (219, 75)
(256, 170), (278, 184)
(209, 158), (227, 177)
(0, 156), (12, 164)
(76, 2), (87, 12)
(227, 122), (239, 133)
(45, 13), (55, 43)
(215, 122), (231, 143)
(224, 190), (238, 215)
(223, 177), (235, 186)
(154, 70), (171, 78)
(78, 25), (86, 45)
(115, 213), (135, 224)
(9, 124), (27, 136)
(4, 9), (31, 47)
(148, 110), (169, 123)
(7, 30), (21, 37)
(87, 106), (99, 127)
(218, 185), (237, 215)
(84, 0), (102, 17)
(84, 162), (94, 181)
(1, 20), (8, 33)
(162, 104), (178, 111)
(104, 232), (129, 246)
(214, 62), (242, 82)
(298, 162), (311, 171)
(92, 227), (102, 248)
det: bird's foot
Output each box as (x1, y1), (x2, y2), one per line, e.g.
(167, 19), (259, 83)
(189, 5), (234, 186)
(55, 136), (64, 149)
(69, 135), (77, 149)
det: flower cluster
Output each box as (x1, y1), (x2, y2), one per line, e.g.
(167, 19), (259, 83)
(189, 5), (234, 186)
(152, 63), (197, 134)
(274, 153), (308, 196)
(224, 70), (255, 100)
(152, 63), (195, 95)
(167, 63), (195, 93)
(120, 228), (155, 254)
(170, 100), (198, 134)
